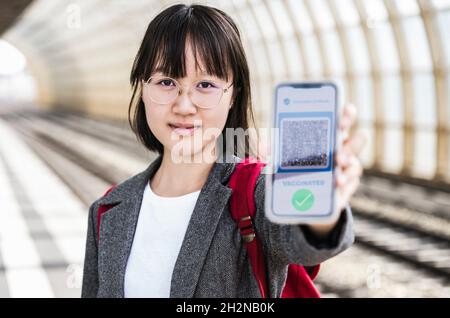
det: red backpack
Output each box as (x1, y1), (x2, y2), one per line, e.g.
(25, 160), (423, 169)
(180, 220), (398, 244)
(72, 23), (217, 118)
(228, 157), (320, 298)
(96, 157), (320, 298)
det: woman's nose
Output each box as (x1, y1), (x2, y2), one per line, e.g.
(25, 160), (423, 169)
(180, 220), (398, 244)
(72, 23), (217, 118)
(172, 86), (197, 114)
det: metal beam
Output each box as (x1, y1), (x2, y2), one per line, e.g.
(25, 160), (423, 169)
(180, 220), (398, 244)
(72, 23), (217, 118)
(354, 0), (385, 170)
(383, 0), (415, 176)
(282, 0), (311, 79)
(417, 0), (449, 181)
(326, 0), (357, 105)
(303, 0), (331, 78)
(262, 0), (290, 79)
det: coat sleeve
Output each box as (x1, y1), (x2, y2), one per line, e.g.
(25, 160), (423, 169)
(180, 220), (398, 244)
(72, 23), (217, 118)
(252, 173), (355, 267)
(81, 202), (99, 298)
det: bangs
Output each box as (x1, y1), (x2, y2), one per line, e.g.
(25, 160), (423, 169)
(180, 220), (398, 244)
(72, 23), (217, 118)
(141, 7), (234, 82)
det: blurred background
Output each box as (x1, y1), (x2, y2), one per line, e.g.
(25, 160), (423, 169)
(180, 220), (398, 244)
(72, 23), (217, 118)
(0, 0), (449, 298)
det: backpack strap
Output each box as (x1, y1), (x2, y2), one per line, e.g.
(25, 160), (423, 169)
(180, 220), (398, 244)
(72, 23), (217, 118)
(229, 157), (321, 298)
(228, 157), (269, 298)
(96, 185), (117, 242)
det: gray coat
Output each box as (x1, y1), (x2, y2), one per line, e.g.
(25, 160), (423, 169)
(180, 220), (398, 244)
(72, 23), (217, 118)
(81, 154), (354, 298)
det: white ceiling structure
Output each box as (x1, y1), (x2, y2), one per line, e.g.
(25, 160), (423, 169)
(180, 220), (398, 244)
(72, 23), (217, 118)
(2, 0), (450, 181)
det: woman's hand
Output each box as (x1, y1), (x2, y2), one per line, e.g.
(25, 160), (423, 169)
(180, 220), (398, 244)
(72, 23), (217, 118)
(335, 103), (367, 213)
(306, 103), (368, 240)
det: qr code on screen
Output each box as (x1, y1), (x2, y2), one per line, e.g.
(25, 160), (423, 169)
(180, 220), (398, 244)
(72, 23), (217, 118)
(280, 118), (330, 169)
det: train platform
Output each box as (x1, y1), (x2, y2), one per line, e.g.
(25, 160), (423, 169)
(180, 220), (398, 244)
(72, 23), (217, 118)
(0, 119), (86, 297)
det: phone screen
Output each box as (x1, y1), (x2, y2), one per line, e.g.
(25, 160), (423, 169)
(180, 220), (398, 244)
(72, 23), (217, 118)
(268, 82), (339, 223)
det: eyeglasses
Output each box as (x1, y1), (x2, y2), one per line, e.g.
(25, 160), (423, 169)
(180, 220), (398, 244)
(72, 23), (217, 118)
(143, 75), (233, 109)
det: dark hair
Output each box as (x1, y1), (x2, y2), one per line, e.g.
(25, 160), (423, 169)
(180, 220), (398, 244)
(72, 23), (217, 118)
(128, 4), (257, 157)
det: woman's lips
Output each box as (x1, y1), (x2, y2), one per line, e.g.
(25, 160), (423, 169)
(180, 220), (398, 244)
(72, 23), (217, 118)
(168, 123), (200, 136)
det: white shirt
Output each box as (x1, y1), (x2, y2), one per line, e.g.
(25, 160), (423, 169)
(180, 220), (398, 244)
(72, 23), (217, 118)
(124, 181), (200, 298)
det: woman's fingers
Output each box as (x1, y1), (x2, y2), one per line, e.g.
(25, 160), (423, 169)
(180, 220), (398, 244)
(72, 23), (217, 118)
(338, 104), (358, 152)
(337, 174), (361, 210)
(336, 156), (363, 187)
(347, 130), (368, 157)
(334, 104), (366, 210)
(337, 131), (368, 167)
(340, 104), (357, 131)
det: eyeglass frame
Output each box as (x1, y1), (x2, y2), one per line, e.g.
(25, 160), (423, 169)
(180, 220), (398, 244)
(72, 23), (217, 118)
(143, 75), (234, 109)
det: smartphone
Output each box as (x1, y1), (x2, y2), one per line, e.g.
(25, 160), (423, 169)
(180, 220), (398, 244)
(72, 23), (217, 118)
(265, 81), (342, 224)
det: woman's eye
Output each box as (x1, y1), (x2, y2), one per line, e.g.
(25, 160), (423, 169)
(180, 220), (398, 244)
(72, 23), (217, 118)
(157, 79), (174, 86)
(198, 82), (215, 89)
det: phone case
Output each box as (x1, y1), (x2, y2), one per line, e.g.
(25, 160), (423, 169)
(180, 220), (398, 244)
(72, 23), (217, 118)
(264, 81), (343, 225)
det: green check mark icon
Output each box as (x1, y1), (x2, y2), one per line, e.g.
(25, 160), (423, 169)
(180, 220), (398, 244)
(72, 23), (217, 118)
(291, 189), (315, 211)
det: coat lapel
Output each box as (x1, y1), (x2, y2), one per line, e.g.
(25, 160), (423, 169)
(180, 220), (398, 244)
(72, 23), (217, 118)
(96, 155), (162, 297)
(96, 153), (240, 298)
(169, 158), (237, 297)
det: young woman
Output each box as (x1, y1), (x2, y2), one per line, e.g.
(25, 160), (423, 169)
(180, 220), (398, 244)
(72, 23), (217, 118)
(82, 4), (366, 298)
